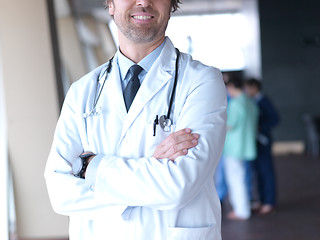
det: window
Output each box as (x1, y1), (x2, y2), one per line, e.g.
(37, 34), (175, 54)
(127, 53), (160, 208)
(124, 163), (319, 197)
(109, 13), (247, 71)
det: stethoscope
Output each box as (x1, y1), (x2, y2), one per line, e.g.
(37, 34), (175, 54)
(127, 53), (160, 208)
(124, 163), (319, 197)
(83, 48), (180, 137)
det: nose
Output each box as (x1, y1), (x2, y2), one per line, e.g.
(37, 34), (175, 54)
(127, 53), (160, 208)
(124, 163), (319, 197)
(136, 0), (152, 7)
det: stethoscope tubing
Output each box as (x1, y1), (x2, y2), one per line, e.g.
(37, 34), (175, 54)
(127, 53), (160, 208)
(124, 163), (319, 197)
(166, 48), (180, 121)
(86, 49), (180, 122)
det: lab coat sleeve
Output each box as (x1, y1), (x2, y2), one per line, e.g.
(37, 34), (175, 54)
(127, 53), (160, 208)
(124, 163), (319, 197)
(91, 65), (227, 210)
(44, 84), (126, 219)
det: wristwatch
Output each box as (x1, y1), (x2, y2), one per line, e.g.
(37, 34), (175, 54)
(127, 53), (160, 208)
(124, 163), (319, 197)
(74, 153), (95, 179)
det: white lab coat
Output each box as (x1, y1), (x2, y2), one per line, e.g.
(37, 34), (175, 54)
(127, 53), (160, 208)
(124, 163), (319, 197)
(45, 38), (227, 240)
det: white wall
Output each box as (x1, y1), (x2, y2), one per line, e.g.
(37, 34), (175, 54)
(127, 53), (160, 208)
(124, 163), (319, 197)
(0, 0), (68, 238)
(0, 41), (9, 240)
(241, 0), (262, 79)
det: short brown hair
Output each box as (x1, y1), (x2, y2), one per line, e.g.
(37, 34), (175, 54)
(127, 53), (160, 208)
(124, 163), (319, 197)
(245, 78), (262, 91)
(105, 0), (182, 13)
(171, 0), (182, 12)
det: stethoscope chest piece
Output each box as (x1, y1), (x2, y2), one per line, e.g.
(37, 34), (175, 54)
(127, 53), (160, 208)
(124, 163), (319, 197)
(159, 115), (172, 132)
(153, 48), (180, 135)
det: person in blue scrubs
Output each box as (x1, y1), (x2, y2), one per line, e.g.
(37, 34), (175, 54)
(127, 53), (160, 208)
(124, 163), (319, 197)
(245, 78), (279, 215)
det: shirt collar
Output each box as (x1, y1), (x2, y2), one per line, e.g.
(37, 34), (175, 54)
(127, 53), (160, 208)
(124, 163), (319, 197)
(254, 92), (264, 102)
(117, 51), (134, 81)
(116, 39), (166, 81)
(139, 40), (165, 72)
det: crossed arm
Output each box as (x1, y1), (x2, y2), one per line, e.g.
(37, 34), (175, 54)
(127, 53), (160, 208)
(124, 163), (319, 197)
(83, 128), (199, 178)
(45, 65), (227, 217)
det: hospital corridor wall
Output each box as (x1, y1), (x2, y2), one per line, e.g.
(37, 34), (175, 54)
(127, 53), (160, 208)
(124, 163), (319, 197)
(0, 0), (69, 238)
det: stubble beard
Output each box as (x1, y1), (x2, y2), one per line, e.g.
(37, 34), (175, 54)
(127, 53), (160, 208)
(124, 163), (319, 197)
(114, 11), (170, 44)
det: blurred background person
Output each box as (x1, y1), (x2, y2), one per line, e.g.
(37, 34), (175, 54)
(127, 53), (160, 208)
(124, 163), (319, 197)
(224, 77), (258, 220)
(244, 78), (279, 215)
(214, 73), (231, 202)
(214, 154), (228, 202)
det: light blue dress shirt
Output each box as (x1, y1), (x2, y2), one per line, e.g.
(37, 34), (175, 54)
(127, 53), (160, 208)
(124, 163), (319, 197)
(117, 40), (165, 91)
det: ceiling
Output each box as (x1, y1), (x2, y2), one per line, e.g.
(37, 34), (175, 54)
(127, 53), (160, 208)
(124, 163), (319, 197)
(176, 0), (244, 15)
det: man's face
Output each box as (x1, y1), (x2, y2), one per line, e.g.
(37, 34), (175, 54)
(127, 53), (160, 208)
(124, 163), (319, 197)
(244, 85), (258, 97)
(108, 0), (171, 44)
(226, 85), (235, 98)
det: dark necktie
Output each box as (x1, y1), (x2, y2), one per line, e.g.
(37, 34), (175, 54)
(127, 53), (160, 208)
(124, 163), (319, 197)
(123, 65), (143, 112)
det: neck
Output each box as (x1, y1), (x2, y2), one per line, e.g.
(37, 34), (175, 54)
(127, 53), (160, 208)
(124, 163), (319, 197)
(118, 34), (165, 63)
(232, 89), (243, 98)
(253, 91), (261, 97)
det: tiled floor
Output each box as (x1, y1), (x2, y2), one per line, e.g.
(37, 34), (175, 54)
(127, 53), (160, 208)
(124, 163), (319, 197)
(221, 154), (320, 240)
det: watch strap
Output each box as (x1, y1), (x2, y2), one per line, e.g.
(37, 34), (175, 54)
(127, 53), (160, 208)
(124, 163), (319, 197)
(74, 153), (95, 179)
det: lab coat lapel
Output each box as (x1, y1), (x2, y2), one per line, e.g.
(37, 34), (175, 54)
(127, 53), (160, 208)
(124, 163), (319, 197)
(120, 66), (173, 141)
(103, 61), (127, 121)
(119, 39), (178, 142)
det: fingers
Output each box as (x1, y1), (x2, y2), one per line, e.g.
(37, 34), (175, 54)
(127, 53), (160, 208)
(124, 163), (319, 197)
(169, 149), (188, 161)
(153, 128), (193, 157)
(165, 134), (199, 160)
(82, 151), (94, 155)
(153, 128), (200, 161)
(160, 129), (196, 149)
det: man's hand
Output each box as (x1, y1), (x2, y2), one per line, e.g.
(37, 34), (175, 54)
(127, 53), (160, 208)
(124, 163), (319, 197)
(153, 128), (199, 161)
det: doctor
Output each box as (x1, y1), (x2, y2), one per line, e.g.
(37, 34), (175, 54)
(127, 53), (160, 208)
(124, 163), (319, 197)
(45, 0), (227, 239)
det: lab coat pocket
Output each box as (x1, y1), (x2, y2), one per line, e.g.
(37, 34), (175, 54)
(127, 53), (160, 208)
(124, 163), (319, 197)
(167, 225), (216, 240)
(146, 122), (176, 145)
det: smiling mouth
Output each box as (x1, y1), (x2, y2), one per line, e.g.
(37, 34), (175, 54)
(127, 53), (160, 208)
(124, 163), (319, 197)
(132, 15), (154, 20)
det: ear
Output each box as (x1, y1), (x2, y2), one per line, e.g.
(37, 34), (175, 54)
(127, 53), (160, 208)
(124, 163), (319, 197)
(108, 1), (114, 16)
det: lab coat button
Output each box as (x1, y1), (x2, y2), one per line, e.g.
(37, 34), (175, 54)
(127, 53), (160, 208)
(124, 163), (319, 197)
(90, 185), (95, 191)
